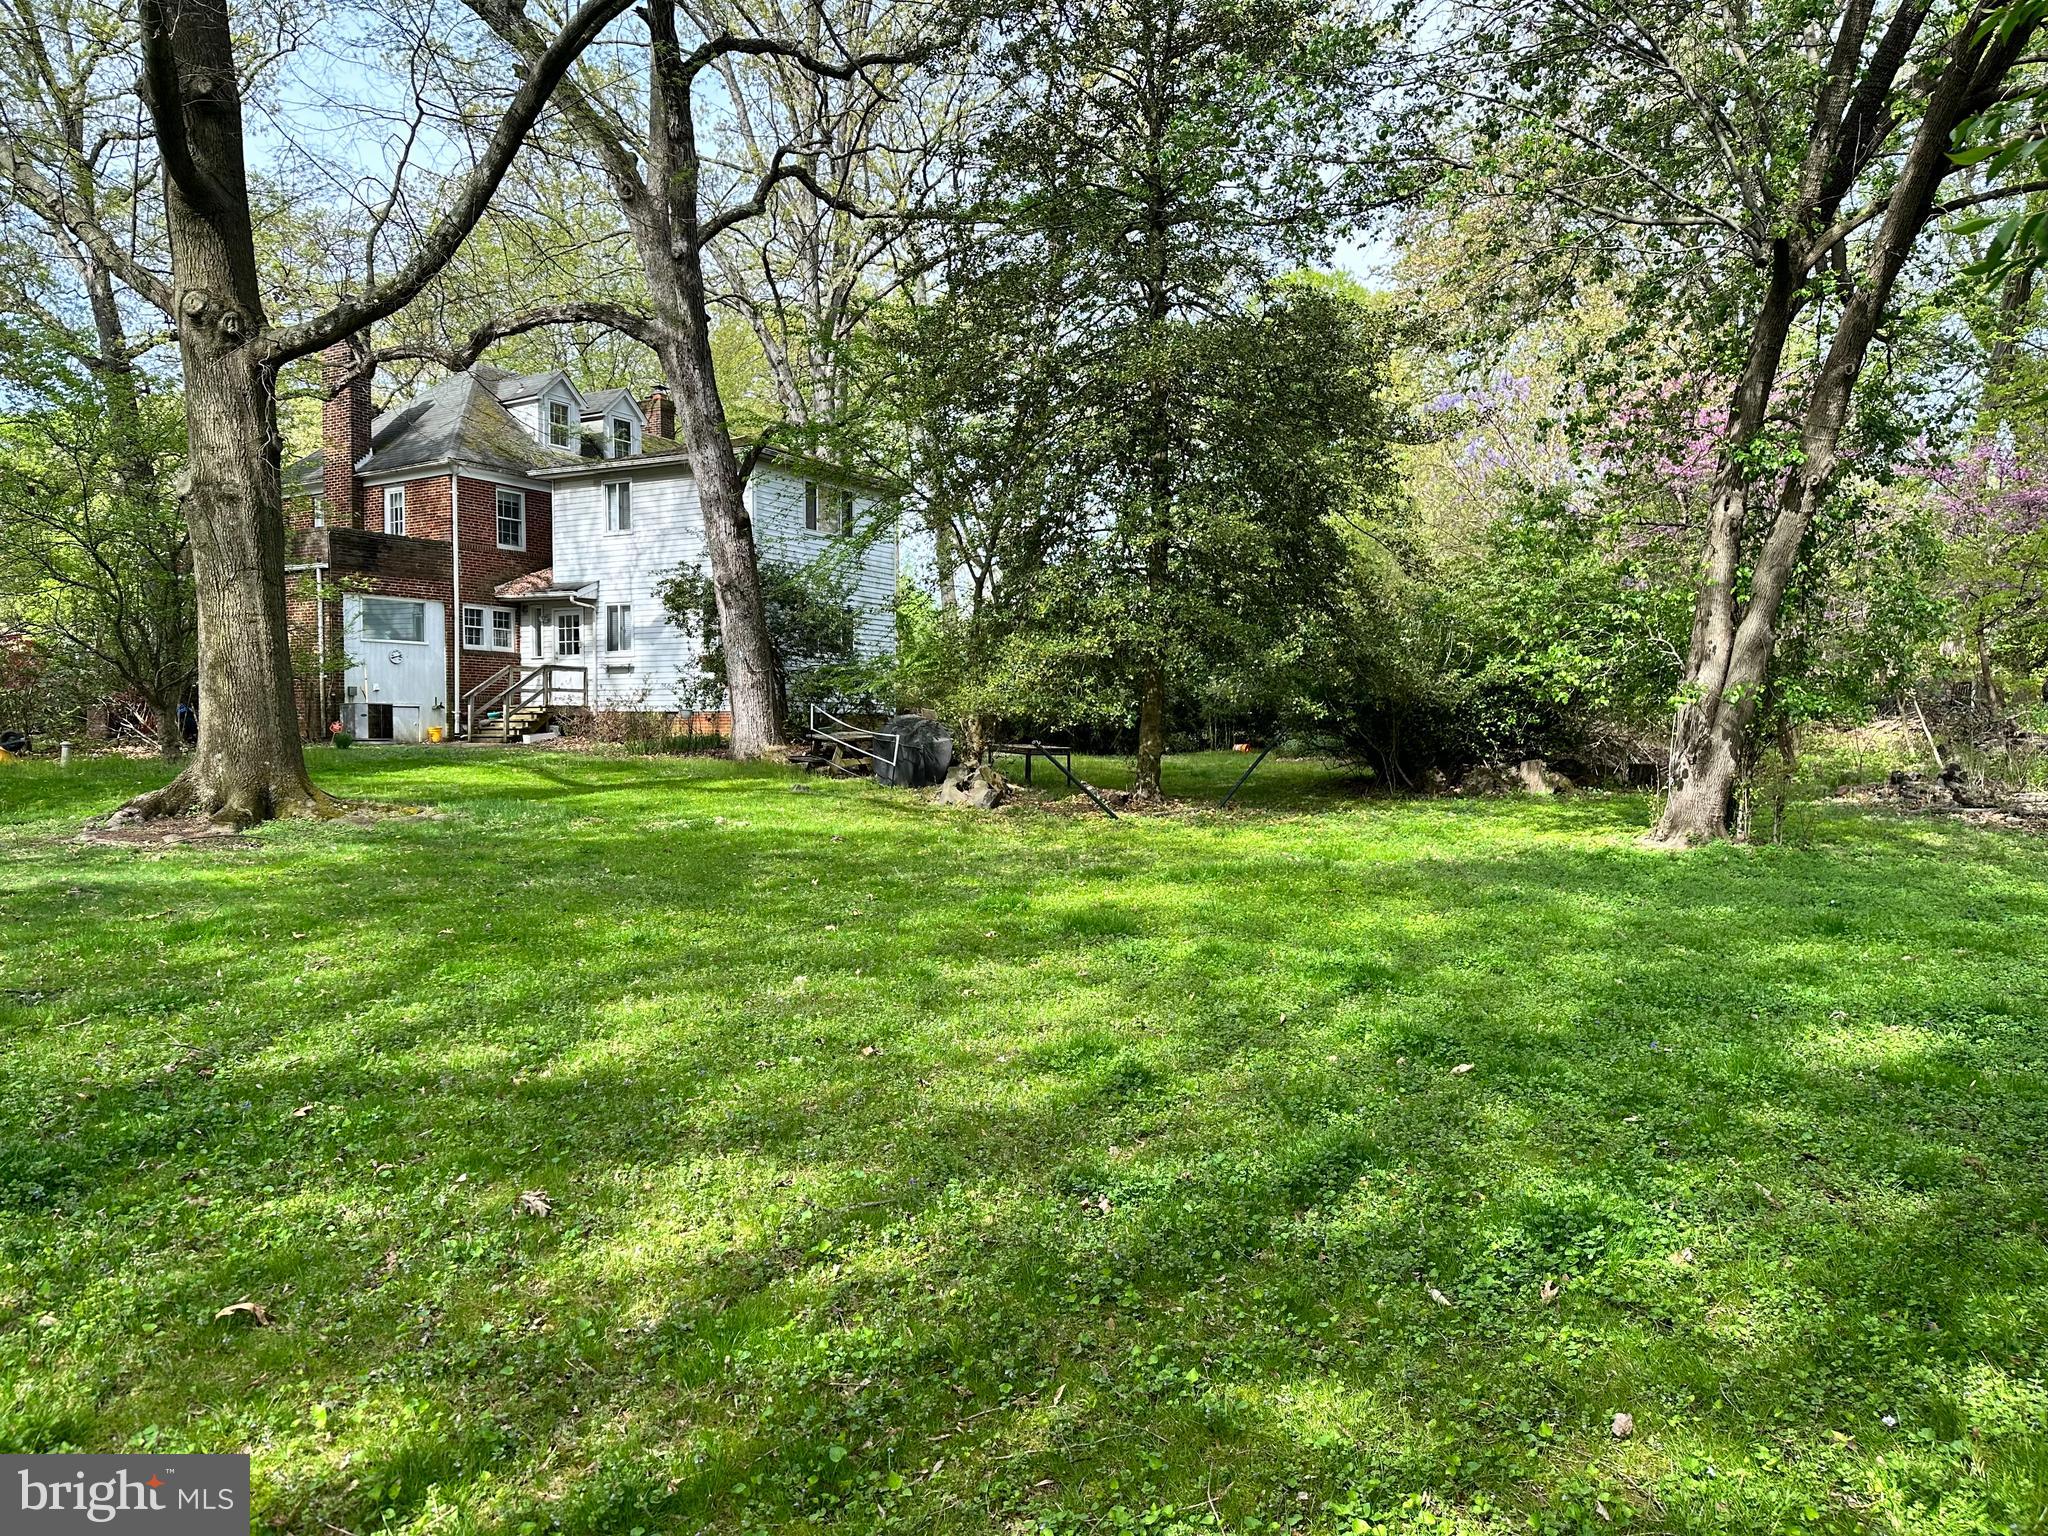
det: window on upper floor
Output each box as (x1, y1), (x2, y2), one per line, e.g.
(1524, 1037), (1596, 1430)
(496, 486), (526, 550)
(311, 493), (326, 528)
(605, 480), (632, 533)
(548, 398), (573, 448)
(805, 481), (853, 536)
(611, 416), (633, 459)
(383, 484), (406, 536)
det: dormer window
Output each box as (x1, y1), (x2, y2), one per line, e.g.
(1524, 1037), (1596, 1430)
(611, 416), (633, 459)
(548, 399), (572, 448)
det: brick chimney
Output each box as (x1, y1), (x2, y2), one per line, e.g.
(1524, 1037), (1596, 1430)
(322, 339), (373, 527)
(642, 382), (676, 442)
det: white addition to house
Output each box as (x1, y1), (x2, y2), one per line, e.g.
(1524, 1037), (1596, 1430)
(506, 449), (900, 713)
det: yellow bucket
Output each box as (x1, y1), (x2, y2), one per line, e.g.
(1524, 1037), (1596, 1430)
(427, 726), (444, 744)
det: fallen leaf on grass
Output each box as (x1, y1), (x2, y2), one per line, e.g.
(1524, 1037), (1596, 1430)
(291, 1104), (314, 1118)
(214, 1299), (273, 1326)
(516, 1189), (554, 1218)
(1426, 1285), (1453, 1307)
(1611, 1411), (1634, 1439)
(1449, 1063), (1475, 1076)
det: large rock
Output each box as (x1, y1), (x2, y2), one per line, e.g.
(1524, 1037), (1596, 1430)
(932, 763), (1009, 809)
(1460, 758), (1574, 796)
(873, 714), (953, 788)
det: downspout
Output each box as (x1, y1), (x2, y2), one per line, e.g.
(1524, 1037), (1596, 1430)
(450, 468), (461, 738)
(315, 565), (328, 730)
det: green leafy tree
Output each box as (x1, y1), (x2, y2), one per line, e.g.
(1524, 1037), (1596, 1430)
(1422, 0), (2048, 841)
(885, 0), (1381, 796)
(657, 551), (882, 732)
(0, 301), (192, 756)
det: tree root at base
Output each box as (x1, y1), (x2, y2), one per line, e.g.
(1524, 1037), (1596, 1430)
(108, 770), (350, 829)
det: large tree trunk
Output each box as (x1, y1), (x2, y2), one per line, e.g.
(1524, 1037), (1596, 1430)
(657, 315), (784, 756)
(1649, 16), (2009, 846)
(1131, 124), (1173, 804)
(644, 0), (785, 758)
(1654, 246), (1801, 842)
(1133, 658), (1166, 801)
(128, 0), (330, 822)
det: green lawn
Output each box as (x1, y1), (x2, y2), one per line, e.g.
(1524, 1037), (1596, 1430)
(1, 749), (2045, 1535)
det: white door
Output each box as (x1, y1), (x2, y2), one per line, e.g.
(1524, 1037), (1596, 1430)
(550, 606), (585, 662)
(341, 594), (447, 740)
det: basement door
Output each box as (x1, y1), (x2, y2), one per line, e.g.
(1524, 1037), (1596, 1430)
(341, 593), (447, 742)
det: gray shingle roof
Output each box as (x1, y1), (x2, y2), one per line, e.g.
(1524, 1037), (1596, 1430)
(283, 450), (324, 495)
(473, 366), (565, 405)
(580, 387), (640, 420)
(355, 373), (582, 478)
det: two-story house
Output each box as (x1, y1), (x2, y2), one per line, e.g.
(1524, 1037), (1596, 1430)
(286, 345), (898, 742)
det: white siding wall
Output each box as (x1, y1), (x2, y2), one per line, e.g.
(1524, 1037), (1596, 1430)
(547, 467), (708, 710)
(541, 460), (898, 712)
(750, 468), (899, 658)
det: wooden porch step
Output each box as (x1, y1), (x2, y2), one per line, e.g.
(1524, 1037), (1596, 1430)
(471, 706), (550, 743)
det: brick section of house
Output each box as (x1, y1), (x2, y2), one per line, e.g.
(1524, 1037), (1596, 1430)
(322, 343), (371, 522)
(361, 472), (454, 539)
(451, 476), (552, 711)
(284, 582), (344, 737)
(283, 488), (553, 738)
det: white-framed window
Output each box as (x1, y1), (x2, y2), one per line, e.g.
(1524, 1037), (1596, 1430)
(605, 603), (633, 653)
(495, 486), (525, 550)
(311, 493), (327, 529)
(804, 482), (852, 536)
(611, 416), (633, 459)
(361, 596), (425, 643)
(548, 398), (573, 448)
(555, 610), (583, 656)
(461, 605), (515, 650)
(605, 480), (632, 533)
(383, 484), (406, 536)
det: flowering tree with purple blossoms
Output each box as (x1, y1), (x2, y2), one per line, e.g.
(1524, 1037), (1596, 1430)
(1926, 438), (2048, 701)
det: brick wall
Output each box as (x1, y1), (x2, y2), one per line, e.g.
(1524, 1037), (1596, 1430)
(361, 474), (453, 539)
(282, 483), (554, 738)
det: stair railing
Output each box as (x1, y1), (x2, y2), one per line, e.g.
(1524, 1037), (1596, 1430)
(462, 663), (588, 739)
